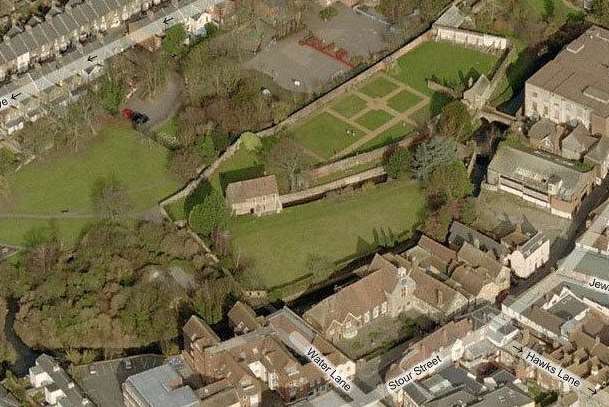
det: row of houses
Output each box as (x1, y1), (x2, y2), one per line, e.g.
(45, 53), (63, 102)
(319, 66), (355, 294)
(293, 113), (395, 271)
(0, 0), (225, 137)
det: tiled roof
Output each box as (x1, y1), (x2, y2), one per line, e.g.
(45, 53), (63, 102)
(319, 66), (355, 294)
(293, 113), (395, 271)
(304, 254), (399, 331)
(225, 175), (279, 204)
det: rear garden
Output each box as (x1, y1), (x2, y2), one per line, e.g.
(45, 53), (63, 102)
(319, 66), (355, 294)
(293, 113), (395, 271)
(0, 126), (180, 245)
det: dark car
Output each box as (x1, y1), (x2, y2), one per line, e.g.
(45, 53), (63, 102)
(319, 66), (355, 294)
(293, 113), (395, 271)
(132, 112), (149, 125)
(121, 108), (149, 125)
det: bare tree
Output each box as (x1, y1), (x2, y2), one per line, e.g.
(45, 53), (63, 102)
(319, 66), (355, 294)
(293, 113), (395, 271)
(265, 137), (309, 192)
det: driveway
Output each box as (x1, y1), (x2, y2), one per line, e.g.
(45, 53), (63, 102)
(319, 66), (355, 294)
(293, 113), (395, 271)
(122, 70), (184, 128)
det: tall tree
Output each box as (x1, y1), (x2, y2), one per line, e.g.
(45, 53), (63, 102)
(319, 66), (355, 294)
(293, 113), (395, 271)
(411, 137), (457, 181)
(162, 24), (188, 57)
(425, 161), (473, 205)
(265, 137), (309, 192)
(189, 189), (229, 237)
(383, 147), (412, 179)
(437, 101), (474, 142)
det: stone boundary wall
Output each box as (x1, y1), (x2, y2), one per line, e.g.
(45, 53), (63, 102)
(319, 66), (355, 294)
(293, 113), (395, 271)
(307, 136), (414, 179)
(434, 26), (509, 51)
(160, 30), (433, 206)
(280, 167), (386, 206)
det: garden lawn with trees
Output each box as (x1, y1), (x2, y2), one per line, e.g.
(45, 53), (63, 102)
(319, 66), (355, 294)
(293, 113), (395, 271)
(229, 180), (425, 289)
(0, 126), (180, 245)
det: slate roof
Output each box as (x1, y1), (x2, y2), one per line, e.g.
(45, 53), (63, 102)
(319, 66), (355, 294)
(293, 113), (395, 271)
(472, 385), (533, 407)
(562, 124), (598, 154)
(124, 364), (199, 407)
(225, 175), (279, 204)
(528, 118), (561, 141)
(488, 146), (591, 200)
(585, 135), (609, 164)
(449, 221), (509, 260)
(31, 354), (92, 407)
(527, 26), (609, 120)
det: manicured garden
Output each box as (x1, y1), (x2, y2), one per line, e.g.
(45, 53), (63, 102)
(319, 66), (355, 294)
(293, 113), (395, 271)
(332, 94), (368, 118)
(230, 180), (425, 288)
(0, 126), (180, 245)
(291, 112), (365, 160)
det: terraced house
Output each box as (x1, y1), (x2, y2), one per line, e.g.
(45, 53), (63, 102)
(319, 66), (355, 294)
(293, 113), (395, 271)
(0, 0), (221, 136)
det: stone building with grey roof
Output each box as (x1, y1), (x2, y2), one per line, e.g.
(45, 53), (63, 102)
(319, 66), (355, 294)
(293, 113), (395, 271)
(486, 145), (594, 219)
(525, 26), (609, 138)
(225, 175), (282, 216)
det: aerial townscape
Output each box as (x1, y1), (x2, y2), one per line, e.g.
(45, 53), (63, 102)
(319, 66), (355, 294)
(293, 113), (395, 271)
(2, 0), (609, 406)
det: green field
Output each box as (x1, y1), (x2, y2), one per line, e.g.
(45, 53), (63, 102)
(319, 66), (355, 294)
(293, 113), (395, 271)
(0, 127), (180, 245)
(292, 112), (364, 160)
(387, 90), (422, 113)
(356, 110), (394, 131)
(390, 41), (499, 96)
(332, 94), (368, 118)
(230, 180), (425, 288)
(360, 76), (398, 98)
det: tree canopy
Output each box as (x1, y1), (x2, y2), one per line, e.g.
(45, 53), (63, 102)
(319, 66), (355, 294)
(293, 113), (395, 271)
(437, 101), (474, 142)
(189, 189), (229, 237)
(411, 136), (457, 181)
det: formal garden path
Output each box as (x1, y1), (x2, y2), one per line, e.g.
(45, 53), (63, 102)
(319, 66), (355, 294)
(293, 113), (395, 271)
(324, 73), (430, 158)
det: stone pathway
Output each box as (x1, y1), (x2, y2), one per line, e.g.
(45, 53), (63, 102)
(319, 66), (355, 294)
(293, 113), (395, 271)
(324, 73), (430, 159)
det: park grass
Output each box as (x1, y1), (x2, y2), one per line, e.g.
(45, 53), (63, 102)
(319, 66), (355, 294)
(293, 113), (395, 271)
(355, 110), (394, 131)
(390, 41), (499, 96)
(358, 123), (414, 152)
(292, 112), (365, 160)
(332, 94), (368, 118)
(0, 126), (179, 245)
(230, 179), (425, 288)
(387, 89), (422, 113)
(359, 75), (399, 98)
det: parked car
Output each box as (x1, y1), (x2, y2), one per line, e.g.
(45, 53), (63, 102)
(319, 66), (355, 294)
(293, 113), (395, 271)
(121, 108), (149, 126)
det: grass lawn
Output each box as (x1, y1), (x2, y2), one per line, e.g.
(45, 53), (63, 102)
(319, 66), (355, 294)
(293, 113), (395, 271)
(358, 123), (414, 152)
(292, 112), (365, 160)
(359, 75), (399, 98)
(390, 41), (499, 96)
(387, 89), (422, 113)
(209, 145), (262, 193)
(332, 94), (368, 118)
(230, 180), (425, 288)
(355, 110), (394, 131)
(0, 126), (180, 245)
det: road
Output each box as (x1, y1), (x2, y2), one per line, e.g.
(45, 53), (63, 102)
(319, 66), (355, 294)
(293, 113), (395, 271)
(0, 0), (220, 114)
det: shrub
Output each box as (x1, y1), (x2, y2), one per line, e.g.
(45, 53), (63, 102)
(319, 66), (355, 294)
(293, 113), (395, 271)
(189, 189), (229, 238)
(383, 147), (412, 179)
(319, 6), (338, 21)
